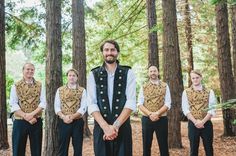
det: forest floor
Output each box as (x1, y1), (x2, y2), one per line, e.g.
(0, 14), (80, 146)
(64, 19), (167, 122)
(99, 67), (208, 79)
(1, 110), (236, 156)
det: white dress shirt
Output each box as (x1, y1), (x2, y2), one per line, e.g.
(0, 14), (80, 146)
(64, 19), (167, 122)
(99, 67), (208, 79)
(138, 81), (172, 109)
(10, 83), (47, 113)
(87, 68), (136, 115)
(54, 87), (87, 116)
(181, 87), (216, 116)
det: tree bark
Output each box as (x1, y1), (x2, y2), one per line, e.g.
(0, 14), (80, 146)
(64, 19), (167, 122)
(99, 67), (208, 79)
(72, 0), (91, 137)
(146, 0), (159, 69)
(183, 0), (193, 87)
(0, 0), (9, 150)
(162, 0), (183, 148)
(44, 0), (62, 155)
(216, 1), (236, 136)
(231, 5), (236, 86)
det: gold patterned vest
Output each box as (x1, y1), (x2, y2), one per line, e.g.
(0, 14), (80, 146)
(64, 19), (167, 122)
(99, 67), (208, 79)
(143, 81), (167, 115)
(15, 79), (42, 118)
(59, 85), (84, 115)
(185, 86), (210, 120)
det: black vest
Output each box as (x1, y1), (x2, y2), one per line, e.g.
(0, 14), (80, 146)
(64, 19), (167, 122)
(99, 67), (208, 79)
(92, 63), (130, 124)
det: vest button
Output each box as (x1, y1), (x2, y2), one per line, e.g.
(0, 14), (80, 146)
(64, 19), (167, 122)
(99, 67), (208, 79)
(100, 71), (103, 74)
(115, 114), (118, 117)
(104, 114), (107, 117)
(104, 106), (107, 109)
(100, 78), (103, 80)
(118, 91), (121, 94)
(119, 76), (122, 79)
(119, 70), (122, 73)
(118, 84), (121, 87)
(100, 91), (103, 94)
(115, 106), (119, 109)
(102, 99), (105, 102)
(116, 99), (119, 102)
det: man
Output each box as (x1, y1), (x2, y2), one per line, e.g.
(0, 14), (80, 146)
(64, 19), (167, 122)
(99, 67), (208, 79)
(182, 70), (216, 156)
(54, 68), (87, 156)
(87, 40), (136, 156)
(10, 63), (46, 156)
(138, 65), (171, 156)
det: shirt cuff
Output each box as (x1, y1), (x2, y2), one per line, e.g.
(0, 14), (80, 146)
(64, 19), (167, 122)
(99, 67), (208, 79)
(77, 107), (87, 116)
(124, 100), (136, 112)
(88, 104), (100, 115)
(183, 110), (190, 116)
(11, 105), (21, 113)
(164, 103), (171, 110)
(55, 108), (61, 115)
(137, 103), (144, 106)
(38, 103), (46, 109)
(207, 110), (216, 116)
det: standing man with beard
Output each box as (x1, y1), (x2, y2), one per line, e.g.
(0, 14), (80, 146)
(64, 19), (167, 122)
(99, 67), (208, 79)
(87, 40), (136, 156)
(182, 70), (216, 156)
(138, 66), (171, 156)
(10, 63), (46, 156)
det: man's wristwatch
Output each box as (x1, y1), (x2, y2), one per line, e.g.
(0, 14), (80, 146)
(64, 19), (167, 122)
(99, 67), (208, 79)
(113, 120), (121, 129)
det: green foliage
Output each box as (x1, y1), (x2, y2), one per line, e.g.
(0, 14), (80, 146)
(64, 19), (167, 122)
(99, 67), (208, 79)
(4, 0), (229, 100)
(210, 99), (236, 125)
(216, 99), (236, 109)
(6, 74), (14, 112)
(209, 0), (236, 5)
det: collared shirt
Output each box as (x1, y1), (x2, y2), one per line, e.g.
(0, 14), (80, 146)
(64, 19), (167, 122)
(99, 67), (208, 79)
(138, 81), (172, 109)
(54, 87), (87, 116)
(10, 83), (47, 113)
(181, 87), (216, 116)
(87, 69), (136, 115)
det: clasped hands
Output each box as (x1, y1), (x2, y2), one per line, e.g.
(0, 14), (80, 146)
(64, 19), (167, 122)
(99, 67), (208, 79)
(149, 112), (160, 121)
(23, 113), (37, 125)
(102, 124), (119, 141)
(194, 119), (205, 129)
(62, 115), (75, 124)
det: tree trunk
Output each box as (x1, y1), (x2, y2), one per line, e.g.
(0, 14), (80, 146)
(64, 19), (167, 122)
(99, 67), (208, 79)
(146, 0), (159, 69)
(44, 0), (62, 155)
(215, 1), (236, 136)
(162, 0), (183, 148)
(0, 0), (9, 150)
(72, 0), (91, 137)
(231, 5), (236, 86)
(183, 0), (193, 87)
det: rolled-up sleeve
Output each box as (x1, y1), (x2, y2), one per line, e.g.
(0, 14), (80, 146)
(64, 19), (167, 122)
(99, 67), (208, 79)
(137, 87), (144, 106)
(10, 85), (21, 113)
(38, 85), (46, 109)
(124, 69), (136, 112)
(207, 90), (216, 116)
(164, 85), (171, 109)
(181, 90), (190, 116)
(77, 89), (87, 116)
(87, 72), (100, 115)
(54, 89), (61, 114)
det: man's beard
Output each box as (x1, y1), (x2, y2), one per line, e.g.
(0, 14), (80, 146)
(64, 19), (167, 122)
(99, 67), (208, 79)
(105, 60), (116, 64)
(105, 55), (117, 64)
(150, 74), (158, 80)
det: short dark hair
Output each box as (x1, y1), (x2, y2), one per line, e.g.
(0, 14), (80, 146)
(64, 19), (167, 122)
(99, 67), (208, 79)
(100, 40), (120, 52)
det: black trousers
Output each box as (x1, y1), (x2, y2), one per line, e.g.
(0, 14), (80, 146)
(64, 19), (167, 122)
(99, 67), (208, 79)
(93, 120), (132, 156)
(141, 116), (169, 156)
(12, 118), (42, 156)
(188, 120), (213, 156)
(58, 118), (84, 156)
